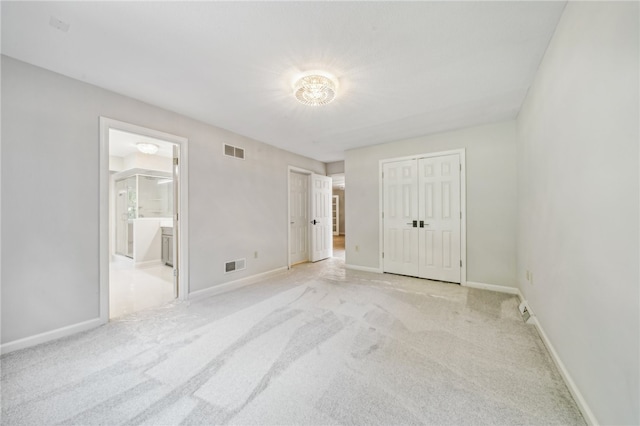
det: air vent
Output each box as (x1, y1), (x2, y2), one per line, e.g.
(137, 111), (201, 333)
(223, 144), (245, 160)
(224, 258), (246, 273)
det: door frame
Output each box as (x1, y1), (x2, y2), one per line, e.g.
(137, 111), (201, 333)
(99, 117), (189, 324)
(378, 148), (466, 284)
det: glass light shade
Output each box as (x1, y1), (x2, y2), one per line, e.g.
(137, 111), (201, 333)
(136, 142), (159, 155)
(293, 71), (339, 106)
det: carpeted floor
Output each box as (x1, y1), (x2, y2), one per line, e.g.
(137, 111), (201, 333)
(1, 256), (584, 425)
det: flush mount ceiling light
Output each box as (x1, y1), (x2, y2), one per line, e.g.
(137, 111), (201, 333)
(136, 142), (159, 155)
(293, 70), (339, 106)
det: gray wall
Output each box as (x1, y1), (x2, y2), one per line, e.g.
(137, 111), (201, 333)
(517, 2), (639, 424)
(344, 121), (517, 287)
(1, 56), (325, 344)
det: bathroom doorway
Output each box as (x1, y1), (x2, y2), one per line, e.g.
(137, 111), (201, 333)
(99, 118), (189, 321)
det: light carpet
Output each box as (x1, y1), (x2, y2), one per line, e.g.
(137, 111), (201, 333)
(1, 257), (584, 425)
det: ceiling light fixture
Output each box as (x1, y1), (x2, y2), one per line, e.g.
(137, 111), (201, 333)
(293, 70), (339, 106)
(136, 142), (159, 155)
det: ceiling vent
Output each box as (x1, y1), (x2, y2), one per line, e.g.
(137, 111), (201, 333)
(225, 258), (246, 273)
(224, 144), (245, 160)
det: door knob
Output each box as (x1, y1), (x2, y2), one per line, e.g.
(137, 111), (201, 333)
(311, 219), (318, 225)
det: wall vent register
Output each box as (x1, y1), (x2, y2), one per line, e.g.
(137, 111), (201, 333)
(225, 258), (246, 273)
(224, 144), (245, 159)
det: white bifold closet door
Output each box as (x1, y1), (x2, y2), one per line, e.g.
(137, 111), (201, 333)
(383, 154), (461, 283)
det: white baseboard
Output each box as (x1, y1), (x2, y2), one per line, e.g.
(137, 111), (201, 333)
(515, 299), (598, 426)
(134, 259), (163, 268)
(188, 267), (288, 301)
(463, 281), (521, 295)
(1, 317), (102, 355)
(344, 264), (383, 274)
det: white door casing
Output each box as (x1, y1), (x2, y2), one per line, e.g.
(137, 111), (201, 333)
(382, 152), (463, 283)
(99, 117), (189, 324)
(310, 173), (333, 262)
(172, 144), (180, 298)
(289, 171), (309, 265)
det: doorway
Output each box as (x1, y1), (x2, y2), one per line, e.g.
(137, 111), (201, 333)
(380, 149), (466, 284)
(287, 167), (333, 267)
(331, 173), (345, 259)
(99, 118), (189, 323)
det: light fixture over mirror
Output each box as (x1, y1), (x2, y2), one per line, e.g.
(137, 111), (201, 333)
(293, 70), (339, 106)
(136, 142), (159, 155)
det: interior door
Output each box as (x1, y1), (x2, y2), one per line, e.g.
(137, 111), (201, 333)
(418, 154), (461, 283)
(310, 173), (333, 262)
(382, 159), (419, 276)
(289, 171), (309, 265)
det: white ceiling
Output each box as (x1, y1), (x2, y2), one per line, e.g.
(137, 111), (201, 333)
(109, 129), (174, 159)
(1, 1), (566, 162)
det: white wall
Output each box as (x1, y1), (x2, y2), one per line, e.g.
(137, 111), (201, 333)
(1, 56), (325, 345)
(517, 2), (639, 424)
(345, 121), (517, 287)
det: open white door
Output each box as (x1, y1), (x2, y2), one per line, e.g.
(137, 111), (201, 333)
(310, 174), (333, 262)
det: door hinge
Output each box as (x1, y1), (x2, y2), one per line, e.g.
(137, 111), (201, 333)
(460, 260), (462, 267)
(174, 268), (179, 277)
(382, 252), (384, 258)
(460, 211), (462, 219)
(175, 213), (179, 221)
(173, 157), (179, 165)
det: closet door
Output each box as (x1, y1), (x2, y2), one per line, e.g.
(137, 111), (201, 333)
(418, 154), (461, 283)
(383, 160), (419, 277)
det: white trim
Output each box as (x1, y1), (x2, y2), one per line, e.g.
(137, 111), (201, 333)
(133, 260), (163, 268)
(99, 117), (189, 324)
(512, 294), (598, 425)
(463, 281), (520, 295)
(378, 149), (467, 284)
(188, 267), (288, 301)
(526, 307), (599, 426)
(0, 318), (102, 355)
(345, 264), (383, 274)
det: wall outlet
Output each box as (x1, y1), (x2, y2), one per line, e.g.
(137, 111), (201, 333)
(525, 270), (534, 284)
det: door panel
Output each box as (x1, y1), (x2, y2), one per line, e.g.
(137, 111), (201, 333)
(383, 154), (461, 283)
(310, 174), (332, 262)
(289, 172), (309, 265)
(418, 154), (461, 283)
(383, 160), (419, 276)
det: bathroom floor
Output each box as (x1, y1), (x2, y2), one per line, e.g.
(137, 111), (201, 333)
(109, 255), (175, 319)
